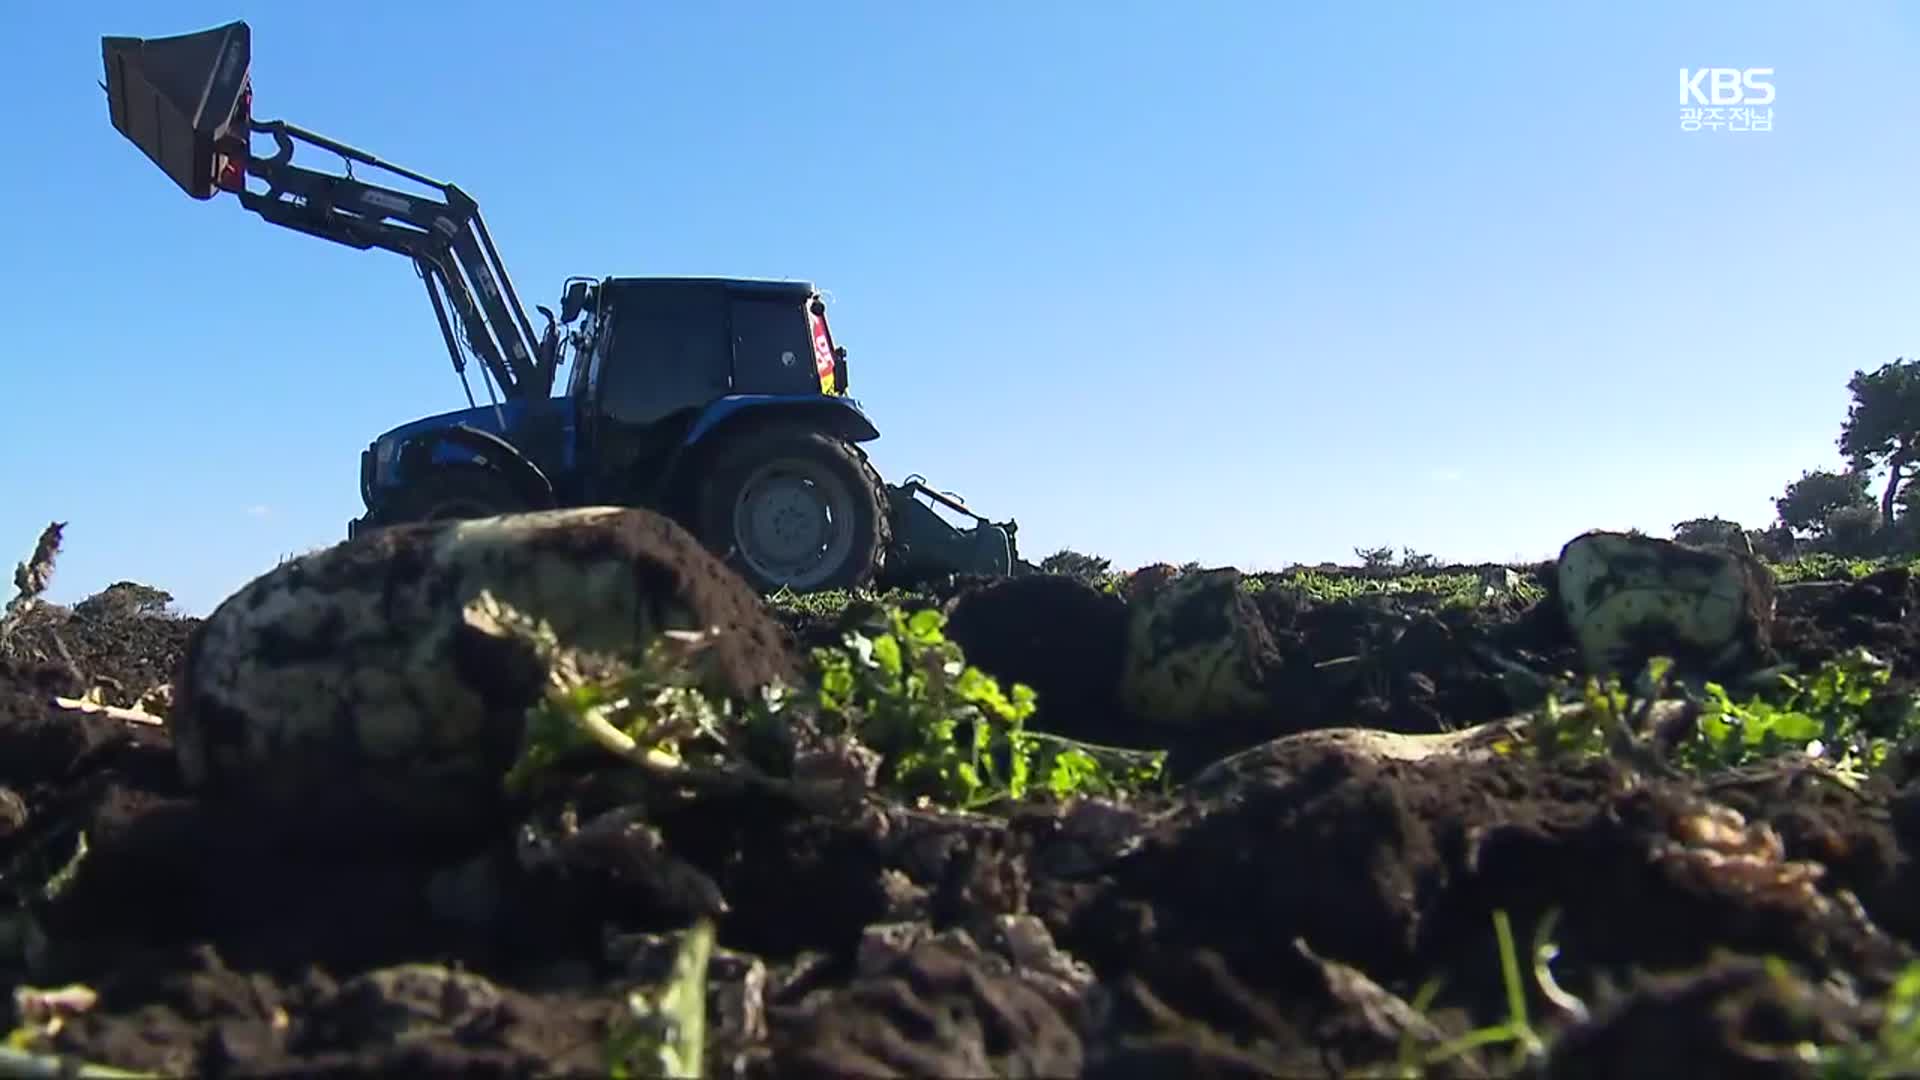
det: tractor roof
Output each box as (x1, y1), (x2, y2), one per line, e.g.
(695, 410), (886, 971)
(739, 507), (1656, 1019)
(601, 276), (818, 301)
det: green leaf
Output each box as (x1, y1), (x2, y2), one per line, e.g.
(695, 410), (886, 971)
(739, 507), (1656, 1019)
(871, 633), (903, 680)
(789, 602), (1167, 809)
(1763, 709), (1823, 744)
(906, 608), (946, 644)
(818, 663), (854, 711)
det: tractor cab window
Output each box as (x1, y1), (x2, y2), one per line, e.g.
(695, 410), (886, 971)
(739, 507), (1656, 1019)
(595, 288), (732, 428)
(731, 297), (827, 396)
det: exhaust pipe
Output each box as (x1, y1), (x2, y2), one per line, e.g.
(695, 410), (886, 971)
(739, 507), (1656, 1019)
(101, 20), (253, 200)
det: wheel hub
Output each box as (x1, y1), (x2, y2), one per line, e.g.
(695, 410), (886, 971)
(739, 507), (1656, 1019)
(732, 460), (855, 589)
(748, 480), (828, 559)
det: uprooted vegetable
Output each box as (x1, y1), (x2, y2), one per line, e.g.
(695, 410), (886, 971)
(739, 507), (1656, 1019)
(483, 590), (1166, 812)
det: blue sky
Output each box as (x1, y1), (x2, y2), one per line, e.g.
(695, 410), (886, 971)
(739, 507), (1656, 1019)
(2, 2), (1915, 615)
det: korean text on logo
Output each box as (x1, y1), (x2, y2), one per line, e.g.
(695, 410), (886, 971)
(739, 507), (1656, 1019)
(1679, 68), (1773, 133)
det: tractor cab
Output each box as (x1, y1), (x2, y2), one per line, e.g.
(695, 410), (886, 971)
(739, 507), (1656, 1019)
(559, 276), (845, 402)
(548, 276), (862, 503)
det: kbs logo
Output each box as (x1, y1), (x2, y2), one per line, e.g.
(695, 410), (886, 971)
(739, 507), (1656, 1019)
(1680, 68), (1774, 105)
(1677, 67), (1774, 133)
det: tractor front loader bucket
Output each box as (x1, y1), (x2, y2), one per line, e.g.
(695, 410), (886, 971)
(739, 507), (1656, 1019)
(882, 475), (1021, 584)
(101, 20), (252, 200)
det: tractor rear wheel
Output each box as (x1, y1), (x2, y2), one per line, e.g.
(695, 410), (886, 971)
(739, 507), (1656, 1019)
(376, 468), (528, 526)
(694, 425), (888, 593)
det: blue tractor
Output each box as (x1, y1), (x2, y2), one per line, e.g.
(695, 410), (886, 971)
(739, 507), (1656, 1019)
(100, 19), (1019, 592)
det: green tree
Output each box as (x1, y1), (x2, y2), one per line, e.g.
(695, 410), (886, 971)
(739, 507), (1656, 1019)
(1354, 545), (1395, 572)
(1038, 549), (1111, 583)
(1839, 357), (1920, 525)
(1747, 522), (1798, 561)
(1883, 482), (1920, 553)
(1824, 503), (1887, 557)
(1671, 516), (1746, 549)
(1775, 468), (1873, 538)
(74, 581), (175, 620)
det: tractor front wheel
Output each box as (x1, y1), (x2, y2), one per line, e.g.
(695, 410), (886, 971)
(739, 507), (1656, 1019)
(694, 425), (888, 593)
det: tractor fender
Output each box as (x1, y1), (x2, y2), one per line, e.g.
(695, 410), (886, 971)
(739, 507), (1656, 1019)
(653, 395), (880, 512)
(406, 424), (558, 509)
(683, 394), (880, 448)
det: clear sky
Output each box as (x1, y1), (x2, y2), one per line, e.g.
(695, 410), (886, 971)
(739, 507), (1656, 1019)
(2, 2), (1915, 615)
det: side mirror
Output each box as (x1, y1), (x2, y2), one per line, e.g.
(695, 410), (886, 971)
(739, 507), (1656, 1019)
(561, 281), (592, 323)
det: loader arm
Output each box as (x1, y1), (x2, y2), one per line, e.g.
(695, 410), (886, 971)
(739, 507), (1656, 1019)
(237, 120), (555, 400)
(100, 20), (556, 401)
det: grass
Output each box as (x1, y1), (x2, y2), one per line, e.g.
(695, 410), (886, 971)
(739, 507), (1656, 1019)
(764, 584), (930, 620)
(1383, 908), (1920, 1077)
(1246, 566), (1548, 607)
(770, 543), (1908, 625)
(1768, 552), (1920, 584)
(756, 548), (1920, 642)
(1812, 961), (1920, 1077)
(605, 919), (713, 1079)
(1392, 909), (1553, 1076)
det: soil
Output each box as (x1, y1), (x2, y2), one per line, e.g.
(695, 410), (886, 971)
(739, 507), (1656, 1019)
(5, 564), (1920, 1076)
